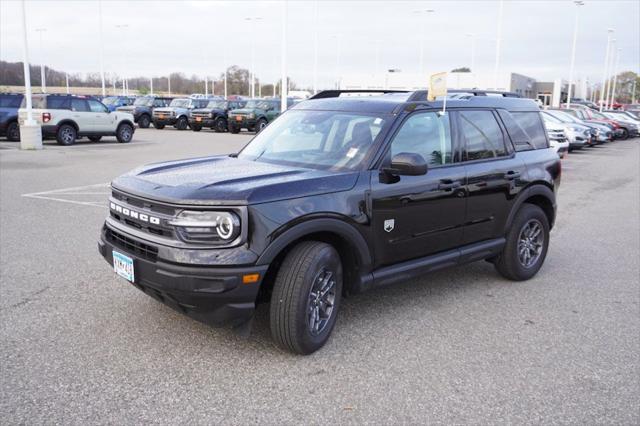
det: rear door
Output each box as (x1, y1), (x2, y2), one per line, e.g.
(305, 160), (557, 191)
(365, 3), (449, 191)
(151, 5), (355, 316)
(69, 98), (93, 132)
(458, 109), (526, 245)
(370, 110), (466, 267)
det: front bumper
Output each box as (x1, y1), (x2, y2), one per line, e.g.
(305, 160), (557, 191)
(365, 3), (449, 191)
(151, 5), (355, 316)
(228, 116), (256, 129)
(98, 224), (268, 327)
(153, 117), (177, 126)
(189, 117), (215, 127)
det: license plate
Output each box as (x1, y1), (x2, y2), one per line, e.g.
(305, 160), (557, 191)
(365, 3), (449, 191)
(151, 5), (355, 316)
(113, 250), (135, 282)
(235, 116), (242, 121)
(159, 114), (167, 119)
(195, 117), (202, 122)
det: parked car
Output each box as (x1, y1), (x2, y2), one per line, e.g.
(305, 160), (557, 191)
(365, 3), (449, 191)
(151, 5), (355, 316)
(542, 110), (593, 148)
(152, 98), (209, 130)
(567, 98), (599, 110)
(546, 108), (610, 144)
(116, 95), (173, 128)
(102, 96), (135, 112)
(620, 104), (640, 116)
(227, 98), (295, 133)
(603, 111), (640, 137)
(18, 94), (134, 145)
(189, 98), (247, 132)
(564, 108), (626, 139)
(98, 89), (561, 354)
(542, 117), (570, 158)
(0, 93), (23, 141)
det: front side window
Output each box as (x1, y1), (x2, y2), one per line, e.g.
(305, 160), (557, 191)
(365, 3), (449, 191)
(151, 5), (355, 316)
(390, 111), (453, 166)
(169, 99), (190, 108)
(459, 110), (507, 161)
(239, 110), (387, 171)
(88, 99), (107, 113)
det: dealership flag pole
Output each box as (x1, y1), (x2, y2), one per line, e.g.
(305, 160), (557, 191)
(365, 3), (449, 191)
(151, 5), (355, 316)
(566, 1), (584, 109)
(280, 0), (288, 113)
(603, 38), (616, 109)
(19, 0), (42, 150)
(609, 48), (621, 108)
(600, 29), (614, 111)
(313, 0), (319, 94)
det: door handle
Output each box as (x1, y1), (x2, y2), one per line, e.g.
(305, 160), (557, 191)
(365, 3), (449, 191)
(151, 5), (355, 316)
(504, 171), (521, 180)
(438, 180), (462, 190)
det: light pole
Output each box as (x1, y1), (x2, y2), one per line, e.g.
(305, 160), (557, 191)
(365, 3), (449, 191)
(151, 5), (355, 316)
(566, 1), (584, 109)
(599, 29), (614, 111)
(35, 28), (46, 93)
(168, 74), (171, 96)
(115, 24), (129, 95)
(313, 0), (319, 94)
(413, 9), (435, 77)
(98, 0), (106, 97)
(19, 0), (42, 150)
(603, 37), (616, 109)
(224, 45), (228, 98)
(493, 0), (504, 90)
(65, 73), (69, 94)
(245, 16), (262, 98)
(280, 0), (288, 112)
(330, 34), (342, 89)
(609, 47), (621, 108)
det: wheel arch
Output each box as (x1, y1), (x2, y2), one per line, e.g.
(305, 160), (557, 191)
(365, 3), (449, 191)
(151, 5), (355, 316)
(505, 183), (556, 232)
(256, 218), (373, 300)
(57, 119), (79, 132)
(118, 119), (135, 128)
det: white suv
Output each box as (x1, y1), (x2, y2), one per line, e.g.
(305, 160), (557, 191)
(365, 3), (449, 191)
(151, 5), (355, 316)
(19, 94), (135, 145)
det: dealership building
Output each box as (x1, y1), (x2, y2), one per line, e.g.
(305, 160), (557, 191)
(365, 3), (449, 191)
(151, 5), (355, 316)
(339, 71), (590, 107)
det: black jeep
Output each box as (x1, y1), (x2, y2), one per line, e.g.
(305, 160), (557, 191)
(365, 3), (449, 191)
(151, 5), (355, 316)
(116, 96), (173, 128)
(99, 89), (560, 354)
(189, 98), (247, 132)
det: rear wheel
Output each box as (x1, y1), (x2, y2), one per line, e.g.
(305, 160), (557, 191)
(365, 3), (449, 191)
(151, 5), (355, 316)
(88, 136), (102, 142)
(270, 241), (342, 355)
(138, 114), (151, 128)
(215, 117), (227, 133)
(175, 116), (188, 130)
(56, 124), (77, 145)
(116, 123), (134, 143)
(620, 128), (629, 140)
(494, 203), (550, 281)
(6, 121), (20, 141)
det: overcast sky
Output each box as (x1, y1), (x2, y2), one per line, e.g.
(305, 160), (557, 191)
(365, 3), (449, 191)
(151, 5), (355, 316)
(1, 0), (638, 89)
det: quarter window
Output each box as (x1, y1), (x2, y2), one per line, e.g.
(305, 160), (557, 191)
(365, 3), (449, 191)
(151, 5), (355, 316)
(511, 112), (548, 149)
(459, 110), (507, 161)
(390, 111), (453, 166)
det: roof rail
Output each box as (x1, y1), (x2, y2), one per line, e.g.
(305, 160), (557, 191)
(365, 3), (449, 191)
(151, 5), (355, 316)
(309, 89), (410, 99)
(448, 89), (521, 98)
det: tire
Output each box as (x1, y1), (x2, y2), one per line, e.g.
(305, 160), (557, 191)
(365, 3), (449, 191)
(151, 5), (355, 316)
(255, 118), (268, 133)
(6, 121), (20, 141)
(620, 128), (629, 140)
(56, 123), (77, 145)
(138, 114), (151, 128)
(229, 124), (240, 134)
(116, 123), (134, 143)
(88, 136), (102, 142)
(270, 241), (342, 355)
(494, 203), (550, 281)
(214, 117), (227, 133)
(175, 116), (188, 130)
(153, 122), (165, 129)
(191, 124), (202, 132)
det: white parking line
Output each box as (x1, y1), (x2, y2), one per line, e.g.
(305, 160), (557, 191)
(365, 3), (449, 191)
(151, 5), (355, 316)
(22, 183), (110, 208)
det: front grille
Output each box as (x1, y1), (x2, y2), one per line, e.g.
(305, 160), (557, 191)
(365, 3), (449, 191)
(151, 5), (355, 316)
(192, 112), (210, 118)
(105, 227), (158, 261)
(110, 190), (177, 238)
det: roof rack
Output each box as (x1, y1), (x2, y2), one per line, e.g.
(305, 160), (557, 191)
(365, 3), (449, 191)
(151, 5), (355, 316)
(309, 89), (410, 100)
(405, 89), (521, 102)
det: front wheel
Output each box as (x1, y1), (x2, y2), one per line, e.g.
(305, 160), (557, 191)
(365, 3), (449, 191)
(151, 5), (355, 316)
(138, 114), (151, 128)
(494, 203), (550, 281)
(116, 123), (134, 143)
(6, 121), (20, 141)
(228, 124), (240, 134)
(214, 117), (227, 133)
(175, 116), (188, 130)
(270, 241), (342, 355)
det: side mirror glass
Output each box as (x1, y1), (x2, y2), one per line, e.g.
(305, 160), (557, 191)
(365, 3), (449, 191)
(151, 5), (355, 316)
(386, 152), (428, 176)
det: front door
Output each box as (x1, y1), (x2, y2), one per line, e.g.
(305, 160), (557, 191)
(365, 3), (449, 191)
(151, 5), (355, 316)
(88, 99), (115, 132)
(370, 110), (466, 267)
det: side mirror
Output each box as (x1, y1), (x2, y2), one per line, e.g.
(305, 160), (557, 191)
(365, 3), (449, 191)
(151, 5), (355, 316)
(385, 152), (428, 176)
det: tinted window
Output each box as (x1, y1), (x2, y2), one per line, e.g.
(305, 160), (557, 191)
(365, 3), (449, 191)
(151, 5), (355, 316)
(391, 111), (453, 166)
(47, 96), (71, 110)
(71, 99), (89, 112)
(0, 95), (23, 108)
(497, 110), (532, 152)
(511, 112), (549, 150)
(459, 110), (507, 160)
(88, 99), (107, 113)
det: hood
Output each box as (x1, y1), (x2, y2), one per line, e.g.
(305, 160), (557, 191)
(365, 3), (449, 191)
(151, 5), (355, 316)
(111, 156), (359, 206)
(154, 106), (187, 113)
(117, 106), (136, 112)
(230, 108), (263, 115)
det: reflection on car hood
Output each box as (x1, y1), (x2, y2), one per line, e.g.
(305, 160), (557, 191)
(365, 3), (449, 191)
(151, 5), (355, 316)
(112, 156), (359, 206)
(229, 108), (262, 115)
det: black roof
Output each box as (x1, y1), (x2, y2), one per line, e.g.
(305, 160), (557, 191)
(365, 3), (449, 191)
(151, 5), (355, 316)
(293, 89), (540, 114)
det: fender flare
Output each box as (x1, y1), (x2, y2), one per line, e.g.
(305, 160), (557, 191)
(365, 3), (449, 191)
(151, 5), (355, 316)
(256, 217), (373, 271)
(57, 119), (79, 131)
(118, 119), (135, 129)
(504, 184), (556, 232)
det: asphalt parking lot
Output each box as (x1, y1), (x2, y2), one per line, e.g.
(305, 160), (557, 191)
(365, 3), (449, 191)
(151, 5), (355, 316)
(1, 128), (638, 424)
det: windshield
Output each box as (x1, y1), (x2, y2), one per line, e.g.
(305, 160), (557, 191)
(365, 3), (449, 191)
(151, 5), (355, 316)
(134, 97), (153, 106)
(542, 113), (562, 124)
(243, 100), (273, 109)
(548, 110), (580, 123)
(207, 100), (227, 109)
(102, 97), (119, 105)
(170, 99), (190, 108)
(238, 110), (388, 171)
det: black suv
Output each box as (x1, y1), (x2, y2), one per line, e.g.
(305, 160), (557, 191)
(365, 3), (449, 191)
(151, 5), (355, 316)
(189, 98), (247, 132)
(116, 96), (173, 128)
(0, 93), (23, 141)
(99, 90), (560, 354)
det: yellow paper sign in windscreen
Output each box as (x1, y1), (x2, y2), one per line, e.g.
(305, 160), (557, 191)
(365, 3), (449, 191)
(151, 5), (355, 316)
(428, 72), (448, 101)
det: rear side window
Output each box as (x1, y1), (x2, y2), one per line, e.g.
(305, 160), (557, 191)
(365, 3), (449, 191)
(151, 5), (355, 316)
(510, 112), (548, 149)
(46, 96), (71, 110)
(71, 98), (89, 112)
(459, 110), (507, 161)
(0, 95), (23, 108)
(497, 110), (536, 152)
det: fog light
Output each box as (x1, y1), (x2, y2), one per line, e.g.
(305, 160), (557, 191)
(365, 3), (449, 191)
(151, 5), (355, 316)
(242, 273), (260, 284)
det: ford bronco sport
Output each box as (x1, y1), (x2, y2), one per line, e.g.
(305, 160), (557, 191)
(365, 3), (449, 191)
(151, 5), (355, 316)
(189, 98), (247, 132)
(227, 98), (294, 133)
(116, 95), (173, 128)
(152, 98), (210, 130)
(99, 89), (560, 354)
(0, 93), (23, 141)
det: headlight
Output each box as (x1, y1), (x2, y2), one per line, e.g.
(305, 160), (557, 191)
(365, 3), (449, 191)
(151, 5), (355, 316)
(209, 112), (213, 118)
(169, 210), (240, 244)
(248, 113), (255, 119)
